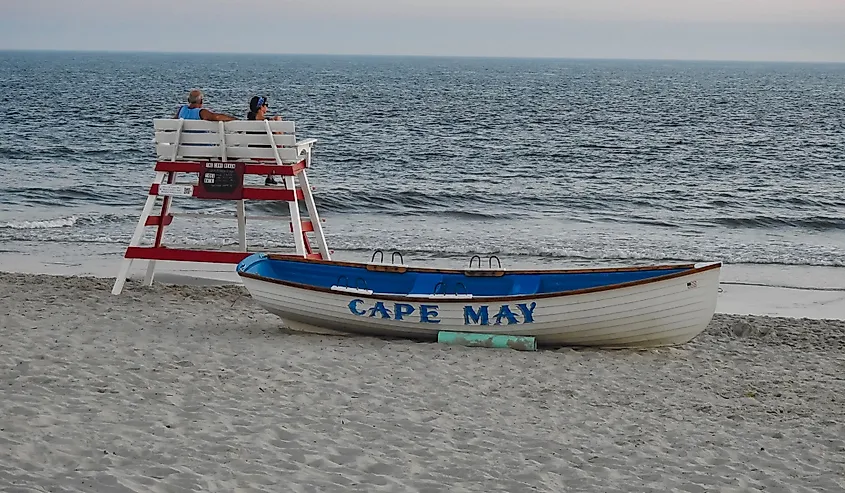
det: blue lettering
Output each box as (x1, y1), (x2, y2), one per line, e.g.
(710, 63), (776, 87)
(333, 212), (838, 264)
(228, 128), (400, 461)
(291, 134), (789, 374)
(494, 305), (519, 325)
(367, 301), (393, 319)
(348, 299), (365, 316)
(394, 303), (415, 321)
(516, 302), (536, 324)
(463, 305), (489, 325)
(419, 305), (441, 324)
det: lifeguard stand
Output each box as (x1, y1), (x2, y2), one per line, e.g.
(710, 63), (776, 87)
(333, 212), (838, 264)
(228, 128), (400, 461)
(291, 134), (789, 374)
(111, 118), (331, 295)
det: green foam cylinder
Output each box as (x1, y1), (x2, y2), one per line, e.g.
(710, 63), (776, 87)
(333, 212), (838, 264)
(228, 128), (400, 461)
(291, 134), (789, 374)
(437, 331), (537, 351)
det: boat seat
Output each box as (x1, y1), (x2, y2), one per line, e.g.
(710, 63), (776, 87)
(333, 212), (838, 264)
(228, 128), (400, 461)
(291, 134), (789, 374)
(153, 119), (317, 164)
(407, 274), (444, 296)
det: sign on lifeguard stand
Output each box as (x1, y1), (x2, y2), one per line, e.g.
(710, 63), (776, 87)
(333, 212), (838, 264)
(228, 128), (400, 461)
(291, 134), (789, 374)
(111, 118), (331, 295)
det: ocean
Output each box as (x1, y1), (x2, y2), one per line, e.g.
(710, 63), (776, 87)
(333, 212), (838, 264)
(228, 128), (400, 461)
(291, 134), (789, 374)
(1, 51), (844, 282)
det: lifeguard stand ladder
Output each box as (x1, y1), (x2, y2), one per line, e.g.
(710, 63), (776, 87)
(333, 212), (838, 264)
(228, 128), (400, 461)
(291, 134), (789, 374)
(111, 118), (331, 295)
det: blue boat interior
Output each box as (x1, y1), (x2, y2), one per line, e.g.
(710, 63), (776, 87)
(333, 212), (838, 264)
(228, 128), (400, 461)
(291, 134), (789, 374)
(238, 255), (690, 297)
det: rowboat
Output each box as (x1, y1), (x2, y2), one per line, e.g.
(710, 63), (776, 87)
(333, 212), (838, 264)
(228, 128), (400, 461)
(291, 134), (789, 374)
(236, 253), (721, 348)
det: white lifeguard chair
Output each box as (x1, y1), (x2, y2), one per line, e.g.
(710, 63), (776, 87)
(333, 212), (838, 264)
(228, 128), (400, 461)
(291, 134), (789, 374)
(111, 118), (331, 295)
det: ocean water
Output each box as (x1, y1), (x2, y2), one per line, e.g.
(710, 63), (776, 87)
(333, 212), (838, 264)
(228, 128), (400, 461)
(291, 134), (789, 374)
(1, 51), (844, 278)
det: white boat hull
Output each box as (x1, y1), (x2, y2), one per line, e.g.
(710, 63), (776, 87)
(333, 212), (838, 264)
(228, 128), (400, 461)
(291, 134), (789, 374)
(241, 263), (721, 348)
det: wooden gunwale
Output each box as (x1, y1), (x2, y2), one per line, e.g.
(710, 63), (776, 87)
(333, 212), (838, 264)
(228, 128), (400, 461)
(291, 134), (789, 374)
(238, 260), (721, 303)
(265, 253), (699, 275)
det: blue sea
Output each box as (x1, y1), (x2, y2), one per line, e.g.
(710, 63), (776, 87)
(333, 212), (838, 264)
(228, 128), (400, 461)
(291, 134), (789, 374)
(1, 51), (844, 280)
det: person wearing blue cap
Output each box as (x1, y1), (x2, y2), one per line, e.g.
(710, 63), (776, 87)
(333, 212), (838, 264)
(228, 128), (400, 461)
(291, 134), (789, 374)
(247, 95), (281, 121)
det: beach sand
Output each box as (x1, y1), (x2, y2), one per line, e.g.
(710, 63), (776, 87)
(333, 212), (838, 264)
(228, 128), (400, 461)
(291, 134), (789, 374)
(1, 272), (844, 492)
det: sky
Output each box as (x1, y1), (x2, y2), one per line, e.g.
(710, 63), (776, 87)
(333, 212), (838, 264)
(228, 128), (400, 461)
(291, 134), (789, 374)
(1, 0), (845, 62)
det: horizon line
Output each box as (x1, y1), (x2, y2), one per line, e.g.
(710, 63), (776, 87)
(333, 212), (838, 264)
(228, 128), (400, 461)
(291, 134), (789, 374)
(2, 48), (844, 65)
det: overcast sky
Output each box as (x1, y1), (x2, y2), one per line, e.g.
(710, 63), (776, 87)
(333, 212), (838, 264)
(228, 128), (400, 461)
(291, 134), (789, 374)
(2, 0), (844, 62)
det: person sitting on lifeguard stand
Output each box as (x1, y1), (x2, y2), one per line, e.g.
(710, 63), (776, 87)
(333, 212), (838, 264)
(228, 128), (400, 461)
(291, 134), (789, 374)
(247, 95), (284, 186)
(174, 89), (237, 121)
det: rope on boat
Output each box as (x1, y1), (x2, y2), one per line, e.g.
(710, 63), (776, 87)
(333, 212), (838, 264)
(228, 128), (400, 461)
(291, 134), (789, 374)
(719, 281), (845, 293)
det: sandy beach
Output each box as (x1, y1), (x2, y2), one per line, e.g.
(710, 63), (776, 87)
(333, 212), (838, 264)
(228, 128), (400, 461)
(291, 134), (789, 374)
(1, 272), (844, 492)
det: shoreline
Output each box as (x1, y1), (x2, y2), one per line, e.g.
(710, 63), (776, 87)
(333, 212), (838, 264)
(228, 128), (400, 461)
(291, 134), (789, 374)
(0, 252), (842, 320)
(3, 270), (845, 328)
(3, 268), (845, 332)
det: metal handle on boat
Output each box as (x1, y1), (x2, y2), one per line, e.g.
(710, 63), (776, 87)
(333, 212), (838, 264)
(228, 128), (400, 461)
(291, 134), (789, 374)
(391, 251), (404, 265)
(455, 282), (468, 296)
(336, 275), (349, 288)
(355, 277), (369, 290)
(469, 255), (481, 269)
(488, 255), (502, 269)
(433, 281), (446, 295)
(371, 249), (384, 263)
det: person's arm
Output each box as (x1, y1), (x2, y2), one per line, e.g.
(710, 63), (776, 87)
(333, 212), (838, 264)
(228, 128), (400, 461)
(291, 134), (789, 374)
(268, 115), (283, 135)
(200, 109), (237, 121)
